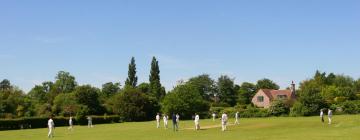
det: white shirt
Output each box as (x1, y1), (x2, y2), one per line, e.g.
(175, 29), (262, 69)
(194, 115), (200, 123)
(69, 117), (73, 125)
(235, 112), (239, 119)
(212, 113), (216, 117)
(156, 115), (160, 121)
(176, 115), (180, 122)
(328, 110), (333, 117)
(320, 111), (324, 117)
(221, 114), (228, 122)
(163, 116), (168, 122)
(48, 119), (54, 128)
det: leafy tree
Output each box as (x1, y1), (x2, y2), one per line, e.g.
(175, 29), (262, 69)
(187, 74), (216, 101)
(237, 82), (256, 105)
(161, 84), (209, 119)
(269, 100), (290, 116)
(295, 82), (327, 116)
(73, 85), (103, 115)
(125, 57), (138, 88)
(52, 93), (79, 116)
(54, 71), (77, 93)
(137, 82), (150, 94)
(149, 57), (164, 100)
(0, 79), (11, 91)
(256, 78), (280, 90)
(106, 88), (159, 121)
(101, 82), (121, 98)
(217, 75), (237, 106)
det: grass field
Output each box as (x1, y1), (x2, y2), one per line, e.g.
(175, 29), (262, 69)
(1, 115), (359, 140)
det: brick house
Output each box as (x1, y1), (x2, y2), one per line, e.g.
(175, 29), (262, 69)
(251, 81), (296, 108)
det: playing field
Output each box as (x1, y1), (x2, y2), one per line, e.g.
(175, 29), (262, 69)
(0, 115), (359, 140)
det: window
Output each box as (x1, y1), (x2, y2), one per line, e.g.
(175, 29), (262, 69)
(257, 96), (264, 102)
(277, 95), (287, 99)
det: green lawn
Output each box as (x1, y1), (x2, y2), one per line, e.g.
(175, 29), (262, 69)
(1, 115), (359, 140)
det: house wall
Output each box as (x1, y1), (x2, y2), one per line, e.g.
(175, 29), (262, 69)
(251, 90), (271, 108)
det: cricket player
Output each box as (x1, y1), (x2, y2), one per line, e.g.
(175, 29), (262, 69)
(328, 109), (333, 124)
(212, 113), (216, 121)
(320, 109), (324, 123)
(163, 114), (168, 129)
(87, 116), (93, 128)
(235, 112), (239, 125)
(172, 113), (178, 131)
(176, 113), (180, 127)
(68, 116), (73, 131)
(47, 116), (55, 138)
(221, 112), (228, 131)
(156, 113), (161, 128)
(194, 113), (200, 130)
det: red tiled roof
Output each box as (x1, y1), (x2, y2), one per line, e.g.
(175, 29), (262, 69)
(260, 89), (295, 100)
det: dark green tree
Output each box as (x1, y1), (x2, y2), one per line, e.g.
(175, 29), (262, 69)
(125, 57), (138, 88)
(161, 84), (209, 119)
(101, 82), (121, 98)
(106, 88), (159, 121)
(137, 82), (150, 94)
(149, 57), (164, 100)
(237, 82), (256, 105)
(187, 74), (216, 101)
(0, 79), (11, 91)
(73, 85), (104, 115)
(256, 78), (280, 90)
(54, 71), (77, 93)
(217, 75), (237, 106)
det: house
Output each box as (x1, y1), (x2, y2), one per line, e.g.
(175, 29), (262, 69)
(251, 81), (296, 108)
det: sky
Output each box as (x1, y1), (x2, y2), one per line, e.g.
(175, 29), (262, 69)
(1, 0), (360, 92)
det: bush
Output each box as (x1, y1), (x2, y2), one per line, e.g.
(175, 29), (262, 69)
(0, 115), (122, 131)
(161, 84), (210, 119)
(341, 101), (360, 114)
(107, 88), (159, 121)
(269, 100), (290, 116)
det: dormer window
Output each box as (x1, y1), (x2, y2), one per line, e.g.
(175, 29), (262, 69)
(277, 95), (287, 99)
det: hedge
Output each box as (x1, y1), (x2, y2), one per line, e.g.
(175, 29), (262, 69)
(0, 115), (122, 131)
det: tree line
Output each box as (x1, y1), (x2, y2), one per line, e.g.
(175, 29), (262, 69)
(1, 57), (360, 121)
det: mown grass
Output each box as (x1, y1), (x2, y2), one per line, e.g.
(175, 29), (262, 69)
(0, 115), (359, 140)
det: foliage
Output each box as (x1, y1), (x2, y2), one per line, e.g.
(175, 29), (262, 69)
(217, 75), (237, 106)
(149, 57), (164, 100)
(73, 85), (104, 115)
(161, 84), (210, 119)
(125, 57), (138, 88)
(237, 82), (256, 105)
(106, 88), (159, 121)
(256, 78), (280, 90)
(187, 74), (216, 101)
(269, 100), (290, 116)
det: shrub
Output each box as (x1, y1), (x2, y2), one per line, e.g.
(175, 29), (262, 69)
(269, 100), (290, 116)
(0, 115), (121, 131)
(341, 101), (360, 114)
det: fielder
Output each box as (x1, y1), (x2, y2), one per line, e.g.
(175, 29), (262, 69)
(176, 113), (180, 128)
(221, 112), (228, 131)
(68, 116), (73, 131)
(156, 113), (161, 128)
(47, 116), (55, 138)
(194, 113), (200, 130)
(163, 114), (168, 129)
(212, 113), (216, 121)
(328, 109), (333, 124)
(320, 109), (324, 123)
(172, 113), (178, 131)
(87, 116), (93, 128)
(235, 111), (239, 125)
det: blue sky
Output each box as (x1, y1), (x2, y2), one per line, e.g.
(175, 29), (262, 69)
(1, 0), (360, 92)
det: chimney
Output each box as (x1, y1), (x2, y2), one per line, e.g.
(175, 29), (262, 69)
(290, 81), (296, 95)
